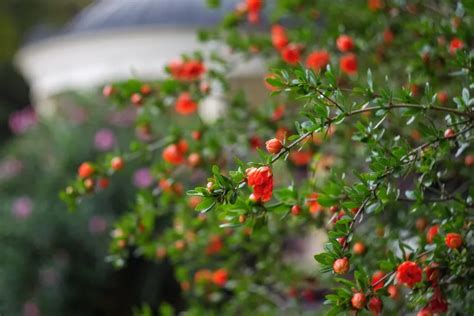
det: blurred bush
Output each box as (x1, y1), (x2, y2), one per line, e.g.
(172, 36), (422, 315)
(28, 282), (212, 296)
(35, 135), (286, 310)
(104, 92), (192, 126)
(0, 93), (181, 316)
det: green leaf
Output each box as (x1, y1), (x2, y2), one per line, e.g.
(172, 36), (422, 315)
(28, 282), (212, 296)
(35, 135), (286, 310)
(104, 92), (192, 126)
(186, 189), (204, 196)
(196, 198), (217, 213)
(265, 77), (284, 88)
(367, 68), (374, 92)
(314, 252), (334, 265)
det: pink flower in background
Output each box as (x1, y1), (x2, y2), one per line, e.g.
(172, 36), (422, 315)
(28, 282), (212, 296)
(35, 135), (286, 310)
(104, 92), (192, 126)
(88, 215), (108, 235)
(12, 196), (33, 219)
(39, 267), (59, 287)
(107, 106), (136, 127)
(0, 158), (23, 181)
(133, 168), (153, 188)
(9, 107), (37, 134)
(94, 128), (116, 151)
(23, 302), (40, 316)
(63, 105), (88, 124)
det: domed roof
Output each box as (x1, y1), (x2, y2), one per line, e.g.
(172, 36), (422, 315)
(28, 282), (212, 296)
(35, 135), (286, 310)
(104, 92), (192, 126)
(64, 0), (239, 34)
(15, 0), (268, 111)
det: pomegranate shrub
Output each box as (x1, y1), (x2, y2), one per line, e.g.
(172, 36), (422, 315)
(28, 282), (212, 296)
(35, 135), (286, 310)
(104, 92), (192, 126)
(63, 1), (473, 315)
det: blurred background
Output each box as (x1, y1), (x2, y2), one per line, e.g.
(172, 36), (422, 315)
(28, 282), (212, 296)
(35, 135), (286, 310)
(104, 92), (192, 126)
(1, 1), (262, 315)
(0, 0), (89, 141)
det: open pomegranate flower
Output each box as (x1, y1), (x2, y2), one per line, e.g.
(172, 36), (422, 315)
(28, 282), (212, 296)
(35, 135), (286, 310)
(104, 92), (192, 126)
(336, 34), (354, 52)
(212, 268), (229, 287)
(246, 0), (262, 24)
(271, 24), (289, 50)
(168, 59), (206, 81)
(175, 92), (198, 115)
(396, 261), (422, 288)
(246, 166), (273, 202)
(340, 53), (358, 75)
(306, 50), (330, 71)
(162, 140), (188, 165)
(281, 44), (302, 65)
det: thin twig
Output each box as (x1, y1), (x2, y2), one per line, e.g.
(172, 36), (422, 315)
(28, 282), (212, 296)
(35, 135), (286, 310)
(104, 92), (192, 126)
(315, 88), (345, 112)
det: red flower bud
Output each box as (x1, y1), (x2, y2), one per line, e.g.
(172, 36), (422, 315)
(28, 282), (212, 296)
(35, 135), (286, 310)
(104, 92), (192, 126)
(188, 196), (201, 208)
(336, 34), (354, 52)
(246, 0), (262, 12)
(426, 287), (448, 313)
(368, 0), (384, 11)
(426, 225), (439, 243)
(306, 50), (330, 71)
(272, 105), (285, 121)
(288, 287), (298, 298)
(155, 247), (167, 259)
(351, 292), (366, 310)
(353, 242), (366, 255)
(445, 232), (462, 249)
(194, 269), (213, 283)
(383, 29), (394, 44)
(130, 93), (143, 106)
(271, 25), (289, 50)
(368, 297), (383, 316)
(291, 205), (301, 216)
(301, 288), (315, 302)
(281, 44), (301, 65)
(388, 285), (399, 299)
(417, 308), (433, 316)
(199, 82), (210, 94)
(340, 53), (358, 75)
(449, 38), (464, 55)
(371, 271), (385, 291)
(140, 84), (152, 96)
(333, 257), (349, 275)
(169, 59), (206, 81)
(337, 237), (346, 246)
(212, 268), (228, 287)
(102, 85), (115, 97)
(289, 150), (312, 166)
(176, 92), (198, 115)
(332, 210), (345, 224)
(249, 135), (263, 149)
(98, 177), (109, 189)
(465, 154), (474, 167)
(163, 142), (186, 165)
(117, 239), (126, 249)
(83, 178), (95, 191)
(424, 263), (440, 286)
(207, 181), (214, 192)
(206, 235), (224, 255)
(187, 153), (201, 167)
(111, 156), (124, 171)
(191, 130), (202, 140)
(437, 91), (448, 104)
(78, 162), (94, 178)
(174, 239), (186, 250)
(443, 128), (455, 139)
(306, 192), (322, 214)
(265, 138), (283, 154)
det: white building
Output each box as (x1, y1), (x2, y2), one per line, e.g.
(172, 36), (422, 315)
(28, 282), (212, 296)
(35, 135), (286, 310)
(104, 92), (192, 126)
(14, 0), (267, 116)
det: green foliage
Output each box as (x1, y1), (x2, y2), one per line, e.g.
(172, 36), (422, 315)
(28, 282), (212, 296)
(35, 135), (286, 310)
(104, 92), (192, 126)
(62, 0), (474, 315)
